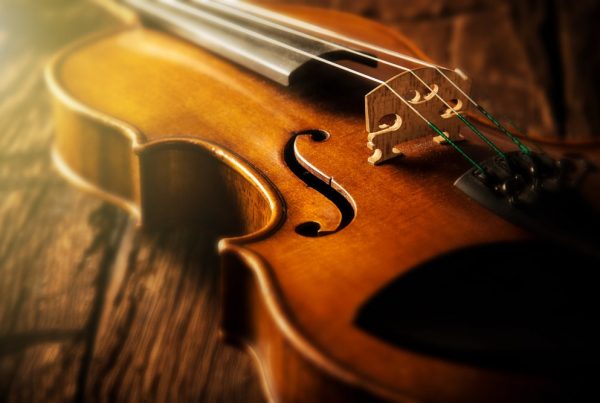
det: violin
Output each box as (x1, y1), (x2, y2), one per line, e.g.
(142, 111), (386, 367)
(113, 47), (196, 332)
(46, 0), (600, 401)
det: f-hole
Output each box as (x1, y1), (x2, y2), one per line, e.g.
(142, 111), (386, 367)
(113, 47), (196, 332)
(284, 129), (356, 237)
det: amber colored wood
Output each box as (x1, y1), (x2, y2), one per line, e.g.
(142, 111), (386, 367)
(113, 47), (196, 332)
(44, 3), (598, 403)
(365, 67), (470, 164)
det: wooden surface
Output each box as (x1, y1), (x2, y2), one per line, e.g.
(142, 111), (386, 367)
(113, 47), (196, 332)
(0, 1), (263, 402)
(365, 68), (471, 164)
(1, 0), (598, 402)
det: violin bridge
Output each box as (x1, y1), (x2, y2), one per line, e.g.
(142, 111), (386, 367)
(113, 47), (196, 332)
(364, 67), (471, 165)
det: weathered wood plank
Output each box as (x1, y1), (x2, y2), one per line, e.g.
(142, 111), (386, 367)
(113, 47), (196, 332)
(84, 230), (263, 403)
(0, 1), (262, 402)
(0, 1), (127, 401)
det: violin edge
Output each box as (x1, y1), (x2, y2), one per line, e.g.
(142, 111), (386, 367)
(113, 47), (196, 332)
(45, 11), (577, 401)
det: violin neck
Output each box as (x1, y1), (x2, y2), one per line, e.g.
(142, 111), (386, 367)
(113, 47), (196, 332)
(121, 0), (367, 86)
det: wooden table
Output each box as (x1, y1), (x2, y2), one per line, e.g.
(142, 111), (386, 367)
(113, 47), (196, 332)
(0, 1), (263, 401)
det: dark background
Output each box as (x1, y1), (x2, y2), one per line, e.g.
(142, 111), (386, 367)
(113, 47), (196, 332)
(0, 0), (598, 402)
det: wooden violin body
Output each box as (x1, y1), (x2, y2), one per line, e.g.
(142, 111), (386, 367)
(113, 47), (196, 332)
(46, 4), (597, 402)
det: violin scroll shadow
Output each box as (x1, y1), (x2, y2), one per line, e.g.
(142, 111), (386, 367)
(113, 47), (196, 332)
(355, 241), (598, 374)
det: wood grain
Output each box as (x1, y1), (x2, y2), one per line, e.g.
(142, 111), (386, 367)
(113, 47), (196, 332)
(365, 67), (470, 164)
(0, 1), (263, 402)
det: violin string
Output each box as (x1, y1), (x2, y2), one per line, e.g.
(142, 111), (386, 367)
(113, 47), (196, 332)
(149, 0), (484, 171)
(212, 0), (531, 156)
(502, 117), (545, 154)
(194, 0), (506, 161)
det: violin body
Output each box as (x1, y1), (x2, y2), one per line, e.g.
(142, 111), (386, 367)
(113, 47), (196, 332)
(46, 4), (596, 402)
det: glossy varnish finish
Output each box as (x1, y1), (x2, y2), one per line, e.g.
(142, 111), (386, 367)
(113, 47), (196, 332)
(46, 5), (574, 402)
